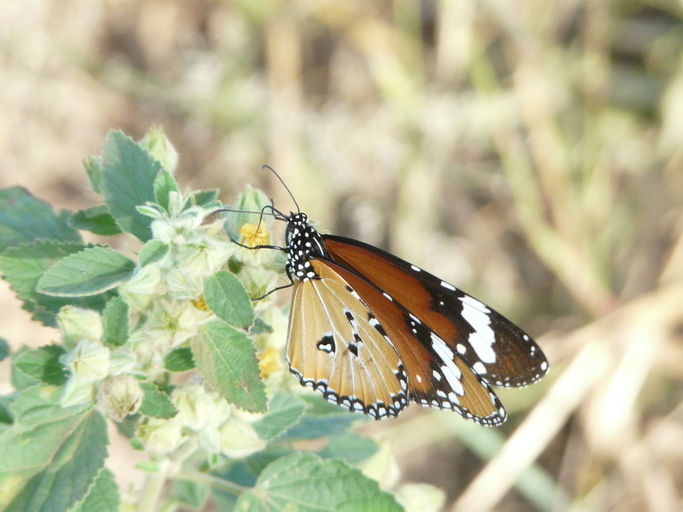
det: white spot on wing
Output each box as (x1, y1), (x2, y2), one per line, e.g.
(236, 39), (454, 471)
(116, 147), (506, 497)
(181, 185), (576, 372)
(430, 332), (465, 396)
(459, 296), (497, 364)
(440, 281), (456, 291)
(472, 361), (487, 375)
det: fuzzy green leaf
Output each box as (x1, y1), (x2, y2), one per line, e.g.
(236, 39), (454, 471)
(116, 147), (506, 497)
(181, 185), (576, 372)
(234, 453), (403, 512)
(84, 156), (104, 194)
(185, 189), (220, 211)
(191, 321), (266, 413)
(170, 479), (207, 508)
(253, 391), (307, 441)
(0, 241), (110, 326)
(72, 468), (119, 512)
(0, 408), (108, 512)
(139, 239), (168, 267)
(36, 246), (135, 297)
(318, 431), (379, 464)
(69, 205), (123, 237)
(0, 338), (9, 362)
(139, 383), (177, 419)
(153, 170), (179, 213)
(279, 395), (361, 440)
(0, 187), (81, 253)
(102, 297), (129, 347)
(164, 347), (195, 372)
(12, 346), (70, 386)
(204, 271), (254, 329)
(100, 130), (161, 241)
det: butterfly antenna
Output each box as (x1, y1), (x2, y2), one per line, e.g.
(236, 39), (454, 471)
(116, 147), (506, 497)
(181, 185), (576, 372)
(262, 164), (300, 213)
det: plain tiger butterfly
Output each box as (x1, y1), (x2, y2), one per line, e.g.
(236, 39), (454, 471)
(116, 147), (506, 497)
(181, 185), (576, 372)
(234, 173), (548, 425)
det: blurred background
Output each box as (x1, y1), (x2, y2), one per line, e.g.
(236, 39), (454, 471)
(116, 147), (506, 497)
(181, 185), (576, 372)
(1, 0), (683, 511)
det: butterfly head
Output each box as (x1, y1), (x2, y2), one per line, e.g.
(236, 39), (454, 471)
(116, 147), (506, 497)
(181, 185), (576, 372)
(285, 212), (327, 282)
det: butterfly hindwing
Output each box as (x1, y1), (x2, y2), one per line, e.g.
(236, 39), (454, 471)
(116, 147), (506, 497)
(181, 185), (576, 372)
(322, 235), (549, 388)
(286, 259), (408, 419)
(279, 211), (546, 424)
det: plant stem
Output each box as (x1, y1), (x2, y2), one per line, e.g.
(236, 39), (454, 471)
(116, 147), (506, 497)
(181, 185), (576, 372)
(137, 471), (167, 512)
(174, 469), (249, 496)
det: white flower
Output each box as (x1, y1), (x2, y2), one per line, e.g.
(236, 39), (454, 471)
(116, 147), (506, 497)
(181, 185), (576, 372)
(219, 417), (266, 458)
(138, 418), (184, 458)
(57, 307), (103, 350)
(62, 340), (110, 382)
(172, 384), (230, 432)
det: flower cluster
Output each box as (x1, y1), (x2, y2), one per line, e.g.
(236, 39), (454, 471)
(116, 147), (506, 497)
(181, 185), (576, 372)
(56, 185), (281, 460)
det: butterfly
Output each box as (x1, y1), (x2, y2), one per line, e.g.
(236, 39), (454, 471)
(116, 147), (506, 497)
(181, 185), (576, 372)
(234, 181), (548, 425)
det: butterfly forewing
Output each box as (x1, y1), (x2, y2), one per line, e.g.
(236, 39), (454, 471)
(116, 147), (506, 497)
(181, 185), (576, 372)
(328, 259), (506, 426)
(276, 211), (546, 425)
(322, 235), (549, 388)
(286, 260), (408, 419)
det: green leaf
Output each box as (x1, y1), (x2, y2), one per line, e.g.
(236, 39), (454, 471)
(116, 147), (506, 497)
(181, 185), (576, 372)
(279, 395), (361, 440)
(69, 205), (123, 237)
(191, 321), (267, 413)
(204, 271), (254, 329)
(188, 189), (220, 209)
(12, 346), (70, 386)
(72, 468), (119, 512)
(318, 431), (379, 464)
(7, 385), (65, 422)
(10, 349), (40, 390)
(0, 338), (9, 362)
(0, 240), (112, 326)
(100, 130), (161, 242)
(154, 170), (180, 213)
(84, 156), (104, 194)
(139, 239), (169, 267)
(102, 297), (129, 347)
(36, 246), (136, 297)
(250, 317), (273, 335)
(138, 383), (177, 419)
(253, 391), (307, 441)
(170, 479), (207, 508)
(0, 187), (81, 253)
(0, 395), (15, 425)
(164, 347), (195, 372)
(0, 408), (108, 512)
(234, 453), (404, 512)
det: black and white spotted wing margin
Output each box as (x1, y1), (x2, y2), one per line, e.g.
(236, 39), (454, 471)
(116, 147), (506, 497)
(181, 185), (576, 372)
(286, 260), (409, 419)
(280, 212), (548, 425)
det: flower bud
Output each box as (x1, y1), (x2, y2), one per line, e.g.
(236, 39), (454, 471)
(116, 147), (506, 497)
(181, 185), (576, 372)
(62, 340), (110, 382)
(140, 125), (179, 173)
(97, 375), (144, 421)
(57, 307), (103, 350)
(138, 418), (183, 458)
(172, 384), (230, 432)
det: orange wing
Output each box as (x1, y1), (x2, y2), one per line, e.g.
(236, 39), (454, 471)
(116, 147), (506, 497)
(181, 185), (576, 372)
(286, 260), (408, 419)
(323, 235), (549, 389)
(323, 259), (505, 426)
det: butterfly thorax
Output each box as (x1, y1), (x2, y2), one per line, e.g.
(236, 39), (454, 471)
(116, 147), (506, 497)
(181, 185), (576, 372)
(285, 213), (328, 282)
